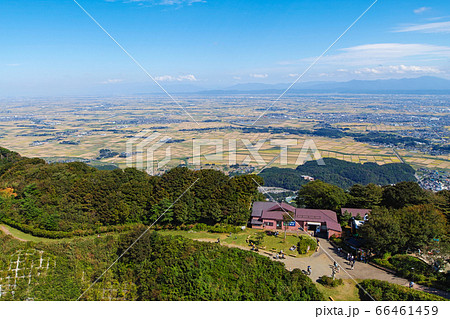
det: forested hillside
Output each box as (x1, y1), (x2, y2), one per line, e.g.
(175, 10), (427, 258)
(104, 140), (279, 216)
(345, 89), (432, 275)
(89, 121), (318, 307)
(0, 230), (324, 301)
(260, 158), (416, 190)
(0, 147), (263, 237)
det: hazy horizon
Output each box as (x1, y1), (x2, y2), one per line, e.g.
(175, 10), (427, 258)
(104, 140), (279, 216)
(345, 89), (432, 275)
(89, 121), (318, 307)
(1, 0), (450, 97)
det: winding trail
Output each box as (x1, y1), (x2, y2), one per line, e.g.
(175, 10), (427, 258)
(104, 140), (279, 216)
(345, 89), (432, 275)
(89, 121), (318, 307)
(198, 237), (449, 300)
(0, 224), (27, 242)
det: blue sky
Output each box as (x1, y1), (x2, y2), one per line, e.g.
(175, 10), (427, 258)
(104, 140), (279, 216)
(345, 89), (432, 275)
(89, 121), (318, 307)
(1, 0), (449, 96)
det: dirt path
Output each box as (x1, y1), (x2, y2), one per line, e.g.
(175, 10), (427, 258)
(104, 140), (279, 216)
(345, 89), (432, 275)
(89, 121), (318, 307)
(0, 224), (27, 242)
(318, 240), (450, 299)
(197, 237), (449, 300)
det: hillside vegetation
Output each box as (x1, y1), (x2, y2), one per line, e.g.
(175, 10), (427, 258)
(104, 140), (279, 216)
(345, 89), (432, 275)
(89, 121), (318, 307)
(260, 158), (416, 190)
(0, 230), (324, 301)
(0, 147), (263, 237)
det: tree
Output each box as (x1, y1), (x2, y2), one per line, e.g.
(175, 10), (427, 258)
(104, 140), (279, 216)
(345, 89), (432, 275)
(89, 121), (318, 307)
(399, 204), (447, 251)
(361, 205), (447, 254)
(296, 180), (348, 211)
(339, 211), (352, 227)
(282, 213), (294, 241)
(348, 183), (382, 208)
(360, 207), (406, 254)
(254, 232), (265, 247)
(381, 181), (430, 209)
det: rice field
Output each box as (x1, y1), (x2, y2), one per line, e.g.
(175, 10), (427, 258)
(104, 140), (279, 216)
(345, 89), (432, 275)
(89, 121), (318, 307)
(0, 96), (448, 172)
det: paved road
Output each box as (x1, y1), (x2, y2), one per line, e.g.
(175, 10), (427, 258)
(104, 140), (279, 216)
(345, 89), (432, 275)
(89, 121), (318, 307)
(205, 237), (449, 300)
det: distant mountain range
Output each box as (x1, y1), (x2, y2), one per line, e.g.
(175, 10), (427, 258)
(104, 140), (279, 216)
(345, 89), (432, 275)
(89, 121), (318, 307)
(198, 76), (450, 95)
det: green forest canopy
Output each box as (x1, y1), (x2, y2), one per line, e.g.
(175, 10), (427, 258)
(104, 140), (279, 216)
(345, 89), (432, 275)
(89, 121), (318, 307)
(0, 147), (263, 236)
(259, 158), (416, 190)
(0, 230), (324, 301)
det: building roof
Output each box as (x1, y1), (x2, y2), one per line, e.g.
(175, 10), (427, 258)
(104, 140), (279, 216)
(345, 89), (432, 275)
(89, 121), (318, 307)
(341, 208), (371, 218)
(251, 201), (278, 218)
(251, 202), (342, 232)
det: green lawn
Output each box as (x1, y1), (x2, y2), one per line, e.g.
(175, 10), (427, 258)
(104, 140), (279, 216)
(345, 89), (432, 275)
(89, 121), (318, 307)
(316, 279), (361, 301)
(158, 228), (315, 257)
(0, 224), (54, 243)
(0, 224), (122, 243)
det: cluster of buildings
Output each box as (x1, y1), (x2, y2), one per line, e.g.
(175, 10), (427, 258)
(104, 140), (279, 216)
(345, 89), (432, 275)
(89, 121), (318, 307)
(417, 168), (450, 192)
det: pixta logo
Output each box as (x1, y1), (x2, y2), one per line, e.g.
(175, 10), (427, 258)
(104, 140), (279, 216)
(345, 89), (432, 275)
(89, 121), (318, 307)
(126, 130), (171, 175)
(126, 130), (324, 175)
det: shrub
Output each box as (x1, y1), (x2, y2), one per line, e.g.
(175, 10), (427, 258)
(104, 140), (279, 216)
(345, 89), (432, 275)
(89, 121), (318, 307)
(207, 224), (242, 233)
(330, 236), (343, 246)
(359, 279), (446, 301)
(297, 236), (317, 254)
(319, 275), (344, 287)
(192, 223), (208, 231)
(372, 258), (393, 269)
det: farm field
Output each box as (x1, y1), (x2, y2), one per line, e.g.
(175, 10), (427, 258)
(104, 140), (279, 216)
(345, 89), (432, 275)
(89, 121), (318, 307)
(0, 94), (448, 173)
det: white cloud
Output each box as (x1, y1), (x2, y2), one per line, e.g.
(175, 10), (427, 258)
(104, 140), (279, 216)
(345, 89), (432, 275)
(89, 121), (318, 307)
(100, 79), (124, 84)
(177, 74), (197, 81)
(304, 43), (450, 68)
(249, 73), (268, 79)
(155, 74), (197, 81)
(341, 43), (450, 58)
(288, 73), (299, 77)
(350, 65), (442, 75)
(414, 7), (431, 14)
(394, 21), (450, 33)
(280, 43), (450, 68)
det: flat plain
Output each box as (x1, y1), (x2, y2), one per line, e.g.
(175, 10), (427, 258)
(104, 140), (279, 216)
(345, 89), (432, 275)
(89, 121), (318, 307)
(0, 94), (448, 172)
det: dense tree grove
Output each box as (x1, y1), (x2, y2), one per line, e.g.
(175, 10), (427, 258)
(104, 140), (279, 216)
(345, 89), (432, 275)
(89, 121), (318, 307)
(0, 231), (324, 301)
(361, 205), (447, 254)
(260, 158), (416, 190)
(296, 180), (348, 211)
(0, 147), (263, 236)
(114, 230), (324, 301)
(295, 179), (449, 256)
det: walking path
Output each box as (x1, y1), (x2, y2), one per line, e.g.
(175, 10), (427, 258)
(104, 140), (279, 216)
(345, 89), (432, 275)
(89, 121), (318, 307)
(2, 225), (448, 299)
(0, 224), (27, 242)
(199, 237), (449, 300)
(317, 240), (449, 299)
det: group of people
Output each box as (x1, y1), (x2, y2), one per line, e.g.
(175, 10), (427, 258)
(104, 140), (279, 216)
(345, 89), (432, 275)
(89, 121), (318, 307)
(274, 250), (285, 259)
(346, 253), (357, 270)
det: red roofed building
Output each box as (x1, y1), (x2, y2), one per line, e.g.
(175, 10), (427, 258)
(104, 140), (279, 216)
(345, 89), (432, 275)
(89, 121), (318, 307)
(250, 201), (342, 239)
(340, 208), (371, 219)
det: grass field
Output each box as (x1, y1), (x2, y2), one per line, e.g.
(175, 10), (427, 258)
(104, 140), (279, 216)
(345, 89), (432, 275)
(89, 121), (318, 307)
(0, 224), (122, 243)
(0, 224), (55, 243)
(158, 229), (314, 257)
(316, 279), (360, 301)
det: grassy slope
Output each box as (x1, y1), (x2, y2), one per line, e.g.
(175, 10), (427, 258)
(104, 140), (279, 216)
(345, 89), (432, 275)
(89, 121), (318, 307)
(316, 279), (360, 301)
(159, 229), (315, 257)
(0, 224), (121, 243)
